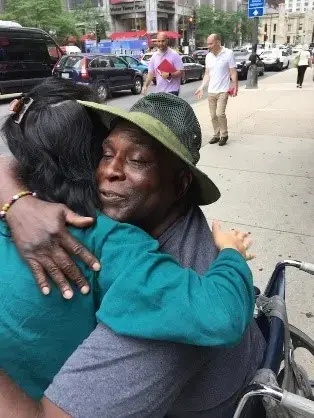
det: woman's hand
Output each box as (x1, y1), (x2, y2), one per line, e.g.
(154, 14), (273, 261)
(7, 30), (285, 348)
(212, 220), (255, 261)
(6, 197), (101, 299)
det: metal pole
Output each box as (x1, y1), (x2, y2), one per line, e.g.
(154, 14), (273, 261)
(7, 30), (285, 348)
(246, 16), (259, 89)
(134, 0), (137, 31)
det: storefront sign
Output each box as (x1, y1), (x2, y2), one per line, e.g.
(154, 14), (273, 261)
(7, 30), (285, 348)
(110, 1), (145, 14)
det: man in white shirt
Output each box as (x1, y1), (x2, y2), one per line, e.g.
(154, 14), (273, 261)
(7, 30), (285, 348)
(195, 34), (238, 146)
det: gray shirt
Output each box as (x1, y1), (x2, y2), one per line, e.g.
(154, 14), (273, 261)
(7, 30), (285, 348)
(45, 206), (265, 417)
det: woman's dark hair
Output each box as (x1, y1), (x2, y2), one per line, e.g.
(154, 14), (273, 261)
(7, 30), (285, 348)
(2, 78), (106, 216)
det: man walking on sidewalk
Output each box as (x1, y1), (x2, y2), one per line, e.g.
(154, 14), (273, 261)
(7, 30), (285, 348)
(195, 34), (238, 146)
(142, 32), (184, 96)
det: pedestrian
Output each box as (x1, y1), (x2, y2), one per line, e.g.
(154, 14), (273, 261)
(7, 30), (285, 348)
(295, 44), (311, 88)
(142, 32), (184, 96)
(194, 33), (238, 146)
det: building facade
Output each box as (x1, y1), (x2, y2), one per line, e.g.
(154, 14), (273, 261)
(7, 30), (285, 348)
(285, 0), (314, 13)
(259, 4), (314, 45)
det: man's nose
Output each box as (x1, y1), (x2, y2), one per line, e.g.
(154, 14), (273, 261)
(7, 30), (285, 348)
(99, 157), (126, 181)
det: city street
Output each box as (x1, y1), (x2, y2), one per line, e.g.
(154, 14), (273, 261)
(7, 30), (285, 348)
(0, 69), (288, 158)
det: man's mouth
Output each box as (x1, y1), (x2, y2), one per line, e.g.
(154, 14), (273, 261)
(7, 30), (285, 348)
(99, 191), (126, 203)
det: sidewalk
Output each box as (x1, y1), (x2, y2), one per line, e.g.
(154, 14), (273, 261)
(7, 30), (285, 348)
(192, 68), (314, 368)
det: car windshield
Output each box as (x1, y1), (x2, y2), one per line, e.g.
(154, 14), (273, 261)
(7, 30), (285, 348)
(262, 51), (274, 56)
(234, 52), (248, 58)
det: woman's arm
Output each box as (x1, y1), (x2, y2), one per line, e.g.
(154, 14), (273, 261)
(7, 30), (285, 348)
(0, 156), (100, 298)
(96, 220), (255, 347)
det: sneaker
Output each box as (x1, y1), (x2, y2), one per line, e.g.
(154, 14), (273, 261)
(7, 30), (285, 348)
(219, 136), (228, 146)
(209, 136), (220, 144)
(299, 85), (303, 88)
(297, 84), (300, 88)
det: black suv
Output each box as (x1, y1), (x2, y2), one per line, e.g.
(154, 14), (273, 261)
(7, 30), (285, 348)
(53, 53), (143, 102)
(0, 26), (62, 95)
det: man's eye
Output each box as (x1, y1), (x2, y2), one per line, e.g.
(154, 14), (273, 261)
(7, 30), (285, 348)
(130, 159), (147, 165)
(103, 154), (113, 159)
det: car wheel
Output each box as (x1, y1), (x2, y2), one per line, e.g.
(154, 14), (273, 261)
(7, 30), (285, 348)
(181, 74), (187, 85)
(131, 77), (143, 95)
(286, 60), (289, 69)
(199, 70), (204, 80)
(277, 62), (283, 71)
(96, 82), (109, 103)
(259, 67), (265, 76)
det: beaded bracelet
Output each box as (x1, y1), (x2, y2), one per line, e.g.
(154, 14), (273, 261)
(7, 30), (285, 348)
(0, 191), (37, 219)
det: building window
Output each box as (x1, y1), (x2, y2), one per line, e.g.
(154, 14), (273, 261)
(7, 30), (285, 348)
(288, 24), (292, 30)
(299, 23), (303, 30)
(273, 35), (276, 43)
(273, 23), (276, 32)
(296, 7), (300, 10)
(264, 23), (267, 32)
(288, 8), (292, 11)
(287, 35), (290, 43)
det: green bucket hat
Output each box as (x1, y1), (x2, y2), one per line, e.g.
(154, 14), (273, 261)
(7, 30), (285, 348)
(78, 93), (220, 205)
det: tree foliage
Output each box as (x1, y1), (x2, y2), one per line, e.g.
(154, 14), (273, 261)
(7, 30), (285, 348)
(73, 0), (110, 40)
(0, 0), (78, 41)
(195, 6), (254, 45)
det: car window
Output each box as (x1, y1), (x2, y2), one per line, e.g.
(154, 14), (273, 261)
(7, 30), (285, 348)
(182, 56), (187, 63)
(188, 57), (196, 63)
(125, 56), (138, 65)
(60, 55), (83, 69)
(110, 56), (128, 68)
(0, 39), (52, 62)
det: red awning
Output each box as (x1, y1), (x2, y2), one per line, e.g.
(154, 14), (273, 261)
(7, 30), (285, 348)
(110, 30), (147, 40)
(80, 34), (96, 41)
(162, 31), (182, 39)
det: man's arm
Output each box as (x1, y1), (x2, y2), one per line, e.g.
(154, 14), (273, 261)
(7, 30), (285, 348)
(0, 370), (70, 418)
(0, 156), (100, 297)
(229, 67), (238, 97)
(142, 71), (154, 94)
(229, 51), (238, 97)
(194, 67), (209, 99)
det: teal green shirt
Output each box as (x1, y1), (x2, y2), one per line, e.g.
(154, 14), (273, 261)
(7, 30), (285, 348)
(0, 214), (254, 400)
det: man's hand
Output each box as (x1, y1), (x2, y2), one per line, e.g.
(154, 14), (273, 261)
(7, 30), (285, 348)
(194, 87), (204, 100)
(6, 197), (101, 299)
(232, 85), (238, 97)
(161, 72), (170, 80)
(212, 220), (254, 261)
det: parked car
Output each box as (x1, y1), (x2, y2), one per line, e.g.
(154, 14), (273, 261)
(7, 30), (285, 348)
(233, 51), (265, 79)
(192, 49), (208, 66)
(260, 49), (289, 71)
(53, 53), (143, 102)
(181, 55), (204, 84)
(119, 55), (148, 76)
(0, 26), (63, 95)
(141, 53), (154, 65)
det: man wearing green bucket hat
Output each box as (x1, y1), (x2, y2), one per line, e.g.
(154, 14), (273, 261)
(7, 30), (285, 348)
(0, 92), (265, 417)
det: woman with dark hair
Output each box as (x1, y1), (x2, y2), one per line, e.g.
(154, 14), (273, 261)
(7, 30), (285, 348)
(0, 78), (254, 408)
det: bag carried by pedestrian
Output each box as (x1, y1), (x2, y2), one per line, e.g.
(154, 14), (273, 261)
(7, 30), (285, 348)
(294, 53), (300, 67)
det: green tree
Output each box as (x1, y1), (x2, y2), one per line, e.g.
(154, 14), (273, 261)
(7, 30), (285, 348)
(0, 0), (78, 41)
(73, 0), (110, 40)
(195, 6), (253, 46)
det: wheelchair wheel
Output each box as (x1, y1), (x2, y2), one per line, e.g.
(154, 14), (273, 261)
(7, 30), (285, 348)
(289, 324), (314, 389)
(289, 324), (314, 357)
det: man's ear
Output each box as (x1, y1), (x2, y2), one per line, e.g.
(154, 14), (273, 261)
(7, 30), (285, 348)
(176, 169), (193, 201)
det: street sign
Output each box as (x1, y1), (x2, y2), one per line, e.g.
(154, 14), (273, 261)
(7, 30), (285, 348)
(248, 6), (264, 17)
(248, 0), (264, 9)
(248, 0), (264, 18)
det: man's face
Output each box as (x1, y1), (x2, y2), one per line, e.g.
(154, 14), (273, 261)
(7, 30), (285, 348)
(96, 121), (184, 232)
(207, 36), (219, 53)
(157, 34), (168, 52)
